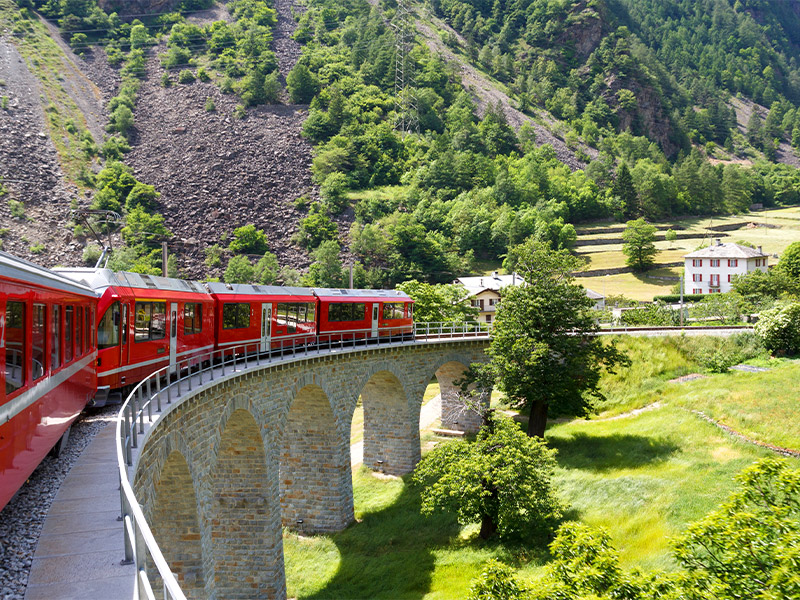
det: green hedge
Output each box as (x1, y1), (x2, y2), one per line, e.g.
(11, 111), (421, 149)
(653, 294), (706, 303)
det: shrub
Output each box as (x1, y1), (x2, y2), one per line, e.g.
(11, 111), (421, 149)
(83, 244), (102, 266)
(224, 254), (254, 283)
(233, 104), (246, 119)
(320, 172), (350, 214)
(161, 72), (172, 87)
(467, 560), (527, 600)
(30, 243), (45, 254)
(125, 183), (160, 212)
(101, 135), (131, 160)
(755, 301), (800, 355)
(9, 199), (25, 219)
(108, 104), (134, 135)
(178, 69), (196, 84)
(228, 224), (269, 255)
(293, 204), (337, 249)
(197, 67), (211, 82)
(205, 243), (223, 268)
(205, 97), (216, 112)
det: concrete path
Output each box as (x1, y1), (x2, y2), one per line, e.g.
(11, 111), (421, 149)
(351, 394), (441, 467)
(25, 425), (134, 600)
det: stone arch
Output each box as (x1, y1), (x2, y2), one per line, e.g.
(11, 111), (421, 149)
(149, 450), (205, 599)
(359, 368), (419, 475)
(280, 383), (352, 532)
(210, 408), (284, 599)
(430, 353), (491, 433)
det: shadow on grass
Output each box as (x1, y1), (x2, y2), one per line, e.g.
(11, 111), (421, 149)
(549, 433), (680, 472)
(302, 473), (458, 600)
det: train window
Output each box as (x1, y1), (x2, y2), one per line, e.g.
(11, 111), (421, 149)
(84, 307), (90, 351)
(32, 304), (46, 381)
(307, 302), (316, 323)
(5, 301), (25, 394)
(328, 303), (366, 322)
(98, 302), (120, 350)
(276, 303), (288, 328)
(407, 303), (413, 318)
(51, 305), (61, 369)
(75, 305), (83, 356)
(135, 302), (167, 342)
(121, 304), (128, 345)
(222, 303), (250, 329)
(287, 304), (298, 333)
(184, 303), (203, 335)
(64, 306), (74, 363)
(382, 303), (404, 320)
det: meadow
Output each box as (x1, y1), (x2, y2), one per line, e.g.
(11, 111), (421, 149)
(283, 335), (800, 598)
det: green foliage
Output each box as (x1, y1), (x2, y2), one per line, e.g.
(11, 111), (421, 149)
(395, 280), (478, 323)
(100, 135), (130, 160)
(673, 458), (800, 600)
(29, 243), (45, 254)
(121, 207), (171, 251)
(294, 203), (337, 249)
(224, 254), (255, 283)
(622, 218), (658, 272)
(412, 414), (563, 540)
(755, 301), (800, 355)
(205, 243), (223, 268)
(82, 243), (102, 265)
(228, 224), (269, 255)
(8, 199), (25, 219)
(302, 240), (345, 287)
(619, 302), (680, 326)
(485, 239), (629, 437)
(125, 182), (160, 212)
(254, 251), (279, 284)
(778, 241), (800, 279)
(178, 69), (196, 84)
(205, 97), (216, 112)
(467, 560), (528, 600)
(286, 63), (319, 104)
(320, 172), (349, 214)
(108, 104), (133, 135)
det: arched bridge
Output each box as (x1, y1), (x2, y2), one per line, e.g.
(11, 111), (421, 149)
(118, 330), (491, 600)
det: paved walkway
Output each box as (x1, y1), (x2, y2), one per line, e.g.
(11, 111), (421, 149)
(25, 425), (135, 600)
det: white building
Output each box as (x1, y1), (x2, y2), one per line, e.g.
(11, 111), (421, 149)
(683, 239), (769, 295)
(454, 272), (604, 323)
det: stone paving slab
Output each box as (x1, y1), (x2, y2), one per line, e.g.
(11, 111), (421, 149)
(25, 425), (134, 600)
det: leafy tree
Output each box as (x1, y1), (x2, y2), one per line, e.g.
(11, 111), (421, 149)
(395, 280), (478, 323)
(293, 203), (338, 249)
(125, 182), (160, 212)
(665, 228), (677, 245)
(611, 162), (639, 219)
(412, 413), (563, 539)
(754, 301), (800, 355)
(228, 224), (269, 255)
(302, 240), (345, 287)
(108, 104), (134, 135)
(121, 207), (171, 251)
(482, 240), (628, 437)
(286, 63), (319, 104)
(622, 218), (658, 271)
(254, 251), (279, 284)
(673, 458), (800, 600)
(224, 254), (255, 283)
(320, 172), (350, 214)
(467, 560), (528, 600)
(778, 241), (800, 279)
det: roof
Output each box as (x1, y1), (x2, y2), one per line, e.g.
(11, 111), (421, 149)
(56, 268), (208, 295)
(684, 242), (767, 260)
(206, 282), (315, 298)
(313, 288), (412, 301)
(584, 288), (604, 300)
(454, 273), (524, 296)
(1, 252), (97, 298)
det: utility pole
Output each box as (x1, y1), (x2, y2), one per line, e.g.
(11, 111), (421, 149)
(162, 242), (168, 277)
(349, 264), (354, 289)
(392, 0), (418, 134)
(680, 270), (684, 327)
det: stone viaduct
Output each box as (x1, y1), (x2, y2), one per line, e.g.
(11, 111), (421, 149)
(130, 338), (490, 599)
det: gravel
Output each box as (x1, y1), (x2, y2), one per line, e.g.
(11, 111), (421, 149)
(0, 405), (119, 600)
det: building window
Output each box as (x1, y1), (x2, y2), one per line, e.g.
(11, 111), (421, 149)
(728, 274), (732, 282)
(728, 259), (738, 267)
(693, 273), (703, 282)
(693, 289), (702, 294)
(710, 259), (720, 267)
(692, 259), (703, 267)
(485, 314), (492, 324)
(710, 274), (720, 287)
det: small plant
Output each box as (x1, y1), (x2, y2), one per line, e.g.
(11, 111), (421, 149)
(205, 97), (216, 112)
(9, 199), (25, 219)
(233, 104), (246, 119)
(30, 243), (45, 255)
(82, 244), (102, 265)
(698, 348), (739, 373)
(293, 195), (310, 210)
(205, 243), (223, 268)
(178, 69), (196, 84)
(197, 67), (211, 82)
(1, 96), (9, 110)
(220, 77), (234, 94)
(0, 228), (9, 237)
(161, 72), (172, 87)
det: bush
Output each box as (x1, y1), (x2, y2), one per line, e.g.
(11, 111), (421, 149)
(178, 69), (196, 84)
(108, 104), (134, 135)
(228, 224), (269, 255)
(320, 172), (349, 214)
(205, 243), (223, 267)
(224, 254), (255, 283)
(293, 204), (338, 249)
(100, 135), (131, 160)
(653, 294), (705, 303)
(755, 301), (800, 355)
(205, 97), (216, 112)
(197, 67), (211, 82)
(83, 244), (102, 265)
(467, 560), (527, 600)
(698, 347), (740, 373)
(125, 182), (160, 212)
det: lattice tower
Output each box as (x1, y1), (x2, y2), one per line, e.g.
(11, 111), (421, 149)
(392, 0), (418, 134)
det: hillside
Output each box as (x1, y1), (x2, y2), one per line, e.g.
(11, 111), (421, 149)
(2, 0), (800, 285)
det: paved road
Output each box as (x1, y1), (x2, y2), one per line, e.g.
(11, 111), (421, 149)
(351, 394), (441, 467)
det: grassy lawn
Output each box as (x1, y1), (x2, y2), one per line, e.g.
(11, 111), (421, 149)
(285, 335), (800, 598)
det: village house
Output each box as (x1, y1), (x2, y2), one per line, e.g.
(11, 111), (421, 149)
(683, 239), (770, 295)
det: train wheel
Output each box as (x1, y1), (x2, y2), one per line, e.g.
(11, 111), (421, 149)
(49, 426), (72, 458)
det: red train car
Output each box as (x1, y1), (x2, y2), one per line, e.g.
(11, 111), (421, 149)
(314, 288), (414, 342)
(56, 269), (214, 402)
(206, 282), (318, 353)
(1, 252), (98, 510)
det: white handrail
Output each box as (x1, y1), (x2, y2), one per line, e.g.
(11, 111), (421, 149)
(115, 322), (491, 598)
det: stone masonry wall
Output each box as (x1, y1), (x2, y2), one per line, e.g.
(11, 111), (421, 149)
(132, 340), (489, 599)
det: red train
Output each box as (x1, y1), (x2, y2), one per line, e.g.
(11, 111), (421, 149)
(1, 256), (413, 510)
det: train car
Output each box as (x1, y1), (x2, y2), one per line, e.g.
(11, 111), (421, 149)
(1, 252), (98, 511)
(56, 269), (214, 402)
(314, 288), (414, 342)
(206, 282), (318, 354)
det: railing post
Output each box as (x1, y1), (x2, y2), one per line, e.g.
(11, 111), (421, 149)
(187, 361), (192, 392)
(155, 376), (162, 413)
(129, 403), (138, 449)
(138, 387), (145, 435)
(146, 379), (152, 422)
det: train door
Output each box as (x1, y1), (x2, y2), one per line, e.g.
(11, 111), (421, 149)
(260, 303), (271, 352)
(371, 303), (379, 338)
(119, 303), (129, 386)
(169, 302), (178, 375)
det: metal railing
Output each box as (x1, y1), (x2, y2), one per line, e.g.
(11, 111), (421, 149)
(115, 321), (491, 600)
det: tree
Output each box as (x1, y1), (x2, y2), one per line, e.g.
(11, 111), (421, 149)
(228, 224), (269, 255)
(396, 280), (478, 323)
(483, 240), (628, 437)
(778, 241), (800, 279)
(254, 251), (279, 285)
(224, 254), (255, 283)
(286, 63), (319, 104)
(302, 240), (345, 287)
(673, 458), (800, 599)
(412, 413), (562, 539)
(611, 162), (639, 219)
(622, 218), (658, 271)
(665, 228), (677, 245)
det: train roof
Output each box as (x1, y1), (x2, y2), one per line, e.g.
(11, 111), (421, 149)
(55, 267), (208, 295)
(205, 281), (316, 298)
(0, 251), (97, 298)
(312, 288), (412, 301)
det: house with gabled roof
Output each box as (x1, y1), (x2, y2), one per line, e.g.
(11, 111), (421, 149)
(684, 239), (769, 295)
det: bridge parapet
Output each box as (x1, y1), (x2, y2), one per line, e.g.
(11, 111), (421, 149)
(116, 329), (491, 600)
